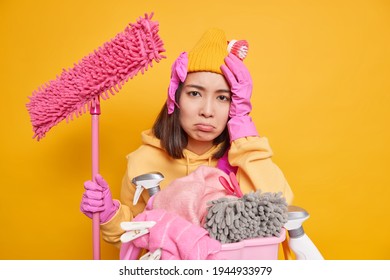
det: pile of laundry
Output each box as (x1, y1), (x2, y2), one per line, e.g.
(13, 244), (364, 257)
(119, 166), (288, 260)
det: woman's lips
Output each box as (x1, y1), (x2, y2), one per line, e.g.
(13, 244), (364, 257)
(195, 124), (214, 132)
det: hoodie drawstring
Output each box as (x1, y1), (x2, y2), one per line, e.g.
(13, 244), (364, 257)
(186, 156), (190, 175)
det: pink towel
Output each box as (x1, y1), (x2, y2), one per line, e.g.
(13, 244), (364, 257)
(152, 166), (232, 226)
(120, 209), (221, 260)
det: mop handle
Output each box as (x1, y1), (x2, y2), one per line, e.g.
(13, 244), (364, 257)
(91, 102), (101, 260)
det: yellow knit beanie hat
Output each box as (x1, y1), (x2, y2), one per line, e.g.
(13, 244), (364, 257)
(187, 28), (228, 74)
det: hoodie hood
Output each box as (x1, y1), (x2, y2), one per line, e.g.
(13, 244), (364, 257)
(141, 129), (222, 175)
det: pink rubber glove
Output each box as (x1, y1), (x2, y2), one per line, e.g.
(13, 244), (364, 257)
(167, 52), (188, 114)
(80, 174), (119, 224)
(221, 53), (259, 141)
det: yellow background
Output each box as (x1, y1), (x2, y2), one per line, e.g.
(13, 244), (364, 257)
(1, 0), (389, 260)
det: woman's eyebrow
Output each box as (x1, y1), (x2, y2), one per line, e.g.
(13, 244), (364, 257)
(216, 89), (231, 94)
(184, 84), (230, 93)
(184, 84), (205, 90)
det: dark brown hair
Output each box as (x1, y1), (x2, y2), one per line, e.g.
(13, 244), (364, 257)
(152, 83), (230, 159)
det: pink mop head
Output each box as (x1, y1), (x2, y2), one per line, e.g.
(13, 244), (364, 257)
(26, 13), (166, 140)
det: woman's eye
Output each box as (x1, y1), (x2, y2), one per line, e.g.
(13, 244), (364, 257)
(217, 95), (231, 102)
(188, 91), (201, 97)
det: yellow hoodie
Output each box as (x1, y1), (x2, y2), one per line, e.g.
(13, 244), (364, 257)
(100, 129), (293, 247)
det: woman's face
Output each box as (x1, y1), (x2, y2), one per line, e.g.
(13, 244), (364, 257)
(179, 71), (231, 155)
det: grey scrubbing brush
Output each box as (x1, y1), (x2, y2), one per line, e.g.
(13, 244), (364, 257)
(204, 191), (288, 244)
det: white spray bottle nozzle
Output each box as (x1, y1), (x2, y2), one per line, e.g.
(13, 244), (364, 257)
(132, 172), (164, 205)
(284, 205), (309, 231)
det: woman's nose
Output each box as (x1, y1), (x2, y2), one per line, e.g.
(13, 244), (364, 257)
(199, 98), (214, 117)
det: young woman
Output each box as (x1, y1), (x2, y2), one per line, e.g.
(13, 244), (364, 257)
(80, 29), (293, 248)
